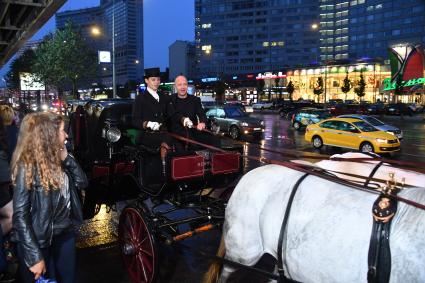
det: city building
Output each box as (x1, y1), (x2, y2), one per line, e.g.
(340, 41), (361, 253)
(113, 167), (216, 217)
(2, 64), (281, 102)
(56, 0), (144, 87)
(318, 0), (425, 62)
(169, 40), (196, 81)
(195, 0), (320, 77)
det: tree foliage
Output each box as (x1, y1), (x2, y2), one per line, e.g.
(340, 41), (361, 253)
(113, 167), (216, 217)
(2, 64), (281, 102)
(286, 80), (295, 102)
(214, 79), (226, 103)
(341, 72), (352, 100)
(354, 71), (366, 100)
(394, 74), (404, 97)
(5, 48), (36, 90)
(313, 77), (324, 102)
(32, 22), (97, 99)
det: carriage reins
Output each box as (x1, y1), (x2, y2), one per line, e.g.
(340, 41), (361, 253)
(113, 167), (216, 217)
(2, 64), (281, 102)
(277, 173), (309, 282)
(201, 128), (425, 174)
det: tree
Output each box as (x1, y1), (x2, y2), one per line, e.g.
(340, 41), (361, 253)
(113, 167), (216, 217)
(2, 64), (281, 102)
(214, 79), (226, 103)
(341, 72), (352, 101)
(286, 81), (295, 102)
(313, 77), (324, 103)
(256, 79), (265, 99)
(394, 74), (404, 99)
(354, 71), (366, 101)
(275, 77), (281, 100)
(32, 22), (97, 99)
(5, 48), (36, 90)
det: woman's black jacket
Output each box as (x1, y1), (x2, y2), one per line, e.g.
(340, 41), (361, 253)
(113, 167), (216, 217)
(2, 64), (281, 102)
(12, 154), (88, 268)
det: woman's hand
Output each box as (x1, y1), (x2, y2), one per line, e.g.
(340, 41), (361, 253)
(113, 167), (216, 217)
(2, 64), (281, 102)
(30, 259), (46, 280)
(60, 142), (68, 161)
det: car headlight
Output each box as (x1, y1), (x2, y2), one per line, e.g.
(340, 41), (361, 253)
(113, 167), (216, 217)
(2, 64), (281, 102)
(376, 138), (387, 143)
(106, 127), (121, 143)
(241, 122), (249, 127)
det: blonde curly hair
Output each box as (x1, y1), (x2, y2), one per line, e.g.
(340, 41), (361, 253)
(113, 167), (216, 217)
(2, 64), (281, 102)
(0, 105), (15, 126)
(11, 112), (64, 192)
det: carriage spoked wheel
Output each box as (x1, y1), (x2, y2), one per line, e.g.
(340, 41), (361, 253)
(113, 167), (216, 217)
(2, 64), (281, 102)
(118, 204), (158, 283)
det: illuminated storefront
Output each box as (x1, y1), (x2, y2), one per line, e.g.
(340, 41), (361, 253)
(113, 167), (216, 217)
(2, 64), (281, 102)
(285, 63), (391, 103)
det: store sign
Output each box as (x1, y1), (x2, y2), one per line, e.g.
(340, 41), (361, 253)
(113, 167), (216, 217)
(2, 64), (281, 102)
(383, 77), (425, 91)
(201, 77), (218, 82)
(256, 72), (286, 80)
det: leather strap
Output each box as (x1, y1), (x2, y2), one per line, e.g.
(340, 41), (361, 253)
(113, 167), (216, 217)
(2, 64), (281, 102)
(367, 195), (397, 283)
(277, 173), (309, 282)
(364, 161), (384, 188)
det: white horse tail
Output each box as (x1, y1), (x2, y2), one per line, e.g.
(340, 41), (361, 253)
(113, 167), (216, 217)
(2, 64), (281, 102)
(203, 235), (225, 283)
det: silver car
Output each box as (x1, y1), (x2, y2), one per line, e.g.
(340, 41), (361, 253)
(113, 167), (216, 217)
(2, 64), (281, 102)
(205, 105), (265, 139)
(338, 114), (403, 140)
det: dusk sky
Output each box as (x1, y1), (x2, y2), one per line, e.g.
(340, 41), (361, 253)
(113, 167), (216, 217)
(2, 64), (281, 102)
(0, 0), (194, 79)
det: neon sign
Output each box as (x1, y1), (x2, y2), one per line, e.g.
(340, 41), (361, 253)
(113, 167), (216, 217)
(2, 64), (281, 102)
(383, 77), (425, 91)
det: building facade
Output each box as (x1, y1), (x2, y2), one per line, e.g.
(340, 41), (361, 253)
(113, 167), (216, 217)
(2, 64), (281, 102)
(319, 0), (425, 62)
(56, 0), (143, 87)
(169, 40), (196, 80)
(195, 0), (320, 78)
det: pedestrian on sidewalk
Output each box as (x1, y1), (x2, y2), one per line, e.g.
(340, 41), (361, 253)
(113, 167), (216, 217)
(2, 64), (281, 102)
(11, 112), (88, 283)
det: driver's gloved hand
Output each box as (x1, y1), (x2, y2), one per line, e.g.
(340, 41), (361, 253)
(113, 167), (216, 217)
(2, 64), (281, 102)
(146, 121), (161, 131)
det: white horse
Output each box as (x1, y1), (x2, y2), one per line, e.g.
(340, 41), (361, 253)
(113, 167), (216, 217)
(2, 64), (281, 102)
(204, 163), (425, 283)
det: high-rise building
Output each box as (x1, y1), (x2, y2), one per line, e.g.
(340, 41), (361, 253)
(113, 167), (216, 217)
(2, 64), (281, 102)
(195, 0), (320, 77)
(319, 0), (425, 62)
(169, 40), (196, 80)
(56, 0), (143, 87)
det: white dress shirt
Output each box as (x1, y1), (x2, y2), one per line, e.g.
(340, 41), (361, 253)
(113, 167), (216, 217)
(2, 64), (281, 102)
(147, 87), (159, 102)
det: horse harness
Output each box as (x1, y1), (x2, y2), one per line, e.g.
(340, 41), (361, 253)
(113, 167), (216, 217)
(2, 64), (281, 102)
(367, 173), (401, 283)
(276, 170), (401, 283)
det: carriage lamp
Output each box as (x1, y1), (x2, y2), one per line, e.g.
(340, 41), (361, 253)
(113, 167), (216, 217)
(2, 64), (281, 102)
(260, 121), (264, 126)
(106, 127), (121, 143)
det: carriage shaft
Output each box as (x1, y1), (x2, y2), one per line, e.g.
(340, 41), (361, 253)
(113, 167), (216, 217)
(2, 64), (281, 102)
(171, 224), (215, 242)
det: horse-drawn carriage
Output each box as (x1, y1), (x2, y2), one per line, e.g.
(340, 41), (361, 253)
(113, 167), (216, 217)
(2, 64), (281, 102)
(68, 98), (243, 282)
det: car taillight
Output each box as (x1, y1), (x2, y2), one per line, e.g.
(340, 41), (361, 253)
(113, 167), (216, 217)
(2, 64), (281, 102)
(306, 127), (309, 132)
(291, 114), (295, 121)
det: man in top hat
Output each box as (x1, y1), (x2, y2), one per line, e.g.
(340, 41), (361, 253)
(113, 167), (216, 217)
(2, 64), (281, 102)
(132, 67), (174, 156)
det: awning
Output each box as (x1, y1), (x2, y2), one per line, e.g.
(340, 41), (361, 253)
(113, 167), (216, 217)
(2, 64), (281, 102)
(0, 0), (66, 67)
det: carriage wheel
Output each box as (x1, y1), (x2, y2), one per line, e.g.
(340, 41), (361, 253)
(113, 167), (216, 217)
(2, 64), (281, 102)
(118, 204), (158, 283)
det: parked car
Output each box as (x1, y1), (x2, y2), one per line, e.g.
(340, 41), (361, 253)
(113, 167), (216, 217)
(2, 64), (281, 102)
(252, 101), (274, 110)
(365, 102), (386, 115)
(225, 101), (253, 113)
(305, 117), (400, 154)
(329, 103), (368, 116)
(385, 103), (414, 116)
(291, 108), (332, 130)
(338, 114), (403, 140)
(205, 105), (264, 139)
(278, 101), (318, 119)
(327, 99), (344, 106)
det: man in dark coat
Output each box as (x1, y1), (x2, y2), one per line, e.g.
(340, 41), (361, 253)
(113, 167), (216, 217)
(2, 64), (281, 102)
(132, 67), (174, 163)
(169, 75), (221, 150)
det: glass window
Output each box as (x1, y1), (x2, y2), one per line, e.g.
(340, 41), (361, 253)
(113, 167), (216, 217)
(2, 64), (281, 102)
(217, 108), (226, 118)
(206, 108), (217, 117)
(353, 121), (377, 132)
(320, 121), (338, 129)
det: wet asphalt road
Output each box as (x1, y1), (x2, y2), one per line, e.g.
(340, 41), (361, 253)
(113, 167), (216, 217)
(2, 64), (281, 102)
(75, 112), (425, 283)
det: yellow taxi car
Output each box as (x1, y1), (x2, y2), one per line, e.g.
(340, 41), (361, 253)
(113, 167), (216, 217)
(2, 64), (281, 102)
(305, 117), (400, 153)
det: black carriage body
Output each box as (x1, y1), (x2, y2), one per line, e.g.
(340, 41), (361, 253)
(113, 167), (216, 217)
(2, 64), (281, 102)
(69, 99), (243, 217)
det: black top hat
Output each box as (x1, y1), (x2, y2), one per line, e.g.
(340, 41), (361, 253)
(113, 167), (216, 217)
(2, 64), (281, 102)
(144, 67), (161, 78)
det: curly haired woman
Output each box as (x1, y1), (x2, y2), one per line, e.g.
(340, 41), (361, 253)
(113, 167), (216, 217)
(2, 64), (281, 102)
(11, 112), (88, 283)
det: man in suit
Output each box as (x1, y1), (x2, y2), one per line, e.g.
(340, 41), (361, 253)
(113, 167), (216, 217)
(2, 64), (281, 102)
(169, 75), (220, 150)
(132, 68), (174, 171)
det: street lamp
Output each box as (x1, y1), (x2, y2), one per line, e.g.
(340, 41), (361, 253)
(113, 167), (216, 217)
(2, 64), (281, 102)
(111, 0), (116, 98)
